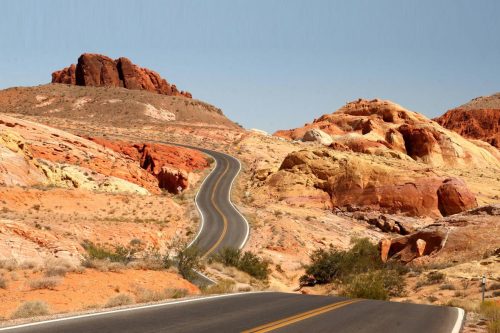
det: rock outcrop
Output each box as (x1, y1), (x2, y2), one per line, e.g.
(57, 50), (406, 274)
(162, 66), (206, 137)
(269, 148), (478, 217)
(434, 93), (500, 148)
(302, 129), (333, 146)
(380, 226), (448, 263)
(0, 114), (156, 194)
(52, 53), (192, 98)
(88, 138), (209, 193)
(274, 98), (500, 168)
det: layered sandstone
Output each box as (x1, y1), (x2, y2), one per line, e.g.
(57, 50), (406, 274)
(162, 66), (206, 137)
(275, 98), (500, 168)
(52, 53), (192, 98)
(269, 148), (477, 217)
(434, 93), (500, 148)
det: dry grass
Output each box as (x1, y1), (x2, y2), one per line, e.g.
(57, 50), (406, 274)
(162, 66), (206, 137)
(83, 259), (125, 272)
(0, 259), (18, 271)
(11, 301), (49, 319)
(0, 276), (6, 289)
(104, 293), (134, 308)
(202, 279), (235, 295)
(480, 301), (500, 333)
(29, 277), (60, 290)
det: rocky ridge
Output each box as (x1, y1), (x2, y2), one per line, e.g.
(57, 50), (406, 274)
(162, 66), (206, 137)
(434, 93), (500, 148)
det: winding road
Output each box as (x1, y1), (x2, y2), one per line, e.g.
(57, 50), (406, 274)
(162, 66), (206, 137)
(0, 141), (465, 332)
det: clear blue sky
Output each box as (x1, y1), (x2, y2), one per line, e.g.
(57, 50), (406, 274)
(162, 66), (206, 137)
(1, 0), (499, 132)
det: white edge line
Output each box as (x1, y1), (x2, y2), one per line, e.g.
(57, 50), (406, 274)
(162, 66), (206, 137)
(0, 292), (266, 331)
(225, 154), (250, 249)
(451, 307), (465, 333)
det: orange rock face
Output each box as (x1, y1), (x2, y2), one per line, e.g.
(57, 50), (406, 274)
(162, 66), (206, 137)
(52, 53), (192, 98)
(435, 108), (499, 148)
(88, 138), (209, 193)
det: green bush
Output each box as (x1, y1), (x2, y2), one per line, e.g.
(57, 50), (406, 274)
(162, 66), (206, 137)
(301, 238), (407, 300)
(82, 241), (135, 264)
(175, 243), (203, 281)
(213, 247), (270, 281)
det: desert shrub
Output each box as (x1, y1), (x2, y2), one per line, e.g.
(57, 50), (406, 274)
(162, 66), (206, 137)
(343, 270), (406, 300)
(300, 238), (407, 300)
(426, 271), (445, 285)
(29, 277), (60, 290)
(11, 301), (49, 319)
(174, 243), (204, 281)
(301, 238), (384, 285)
(480, 301), (500, 333)
(238, 252), (270, 280)
(0, 259), (18, 271)
(104, 293), (134, 308)
(216, 247), (241, 267)
(440, 283), (456, 290)
(0, 276), (6, 289)
(202, 280), (235, 295)
(44, 266), (68, 277)
(164, 288), (188, 299)
(213, 247), (270, 281)
(135, 288), (167, 303)
(82, 241), (135, 264)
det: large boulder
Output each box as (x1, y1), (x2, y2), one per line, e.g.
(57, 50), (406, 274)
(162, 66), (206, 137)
(437, 178), (478, 216)
(302, 129), (333, 146)
(52, 53), (192, 98)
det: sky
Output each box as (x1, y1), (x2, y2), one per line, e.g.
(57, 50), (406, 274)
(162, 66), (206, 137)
(1, 0), (499, 133)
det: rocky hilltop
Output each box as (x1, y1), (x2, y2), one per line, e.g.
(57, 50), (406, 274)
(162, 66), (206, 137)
(52, 53), (192, 98)
(275, 98), (500, 168)
(434, 93), (500, 148)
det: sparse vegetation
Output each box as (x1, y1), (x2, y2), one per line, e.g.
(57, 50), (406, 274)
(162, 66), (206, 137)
(480, 301), (500, 333)
(173, 242), (203, 281)
(104, 293), (134, 308)
(11, 301), (50, 319)
(202, 279), (235, 295)
(300, 238), (407, 300)
(29, 277), (60, 290)
(0, 276), (7, 289)
(82, 240), (136, 264)
(214, 247), (270, 280)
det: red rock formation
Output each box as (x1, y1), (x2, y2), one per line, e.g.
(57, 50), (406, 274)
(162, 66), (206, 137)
(437, 178), (478, 216)
(52, 53), (192, 98)
(380, 227), (448, 263)
(88, 137), (209, 193)
(435, 108), (499, 148)
(51, 64), (76, 85)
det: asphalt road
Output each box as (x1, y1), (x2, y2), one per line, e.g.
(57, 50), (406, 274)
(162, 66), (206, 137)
(0, 292), (463, 333)
(184, 147), (249, 256)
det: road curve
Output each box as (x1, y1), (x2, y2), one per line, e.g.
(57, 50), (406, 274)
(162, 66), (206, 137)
(184, 147), (249, 256)
(0, 292), (464, 333)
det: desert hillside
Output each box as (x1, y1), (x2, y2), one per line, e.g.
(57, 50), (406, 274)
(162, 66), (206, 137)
(434, 93), (500, 148)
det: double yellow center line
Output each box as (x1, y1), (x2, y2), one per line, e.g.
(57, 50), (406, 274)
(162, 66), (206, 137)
(242, 299), (360, 333)
(203, 157), (230, 257)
